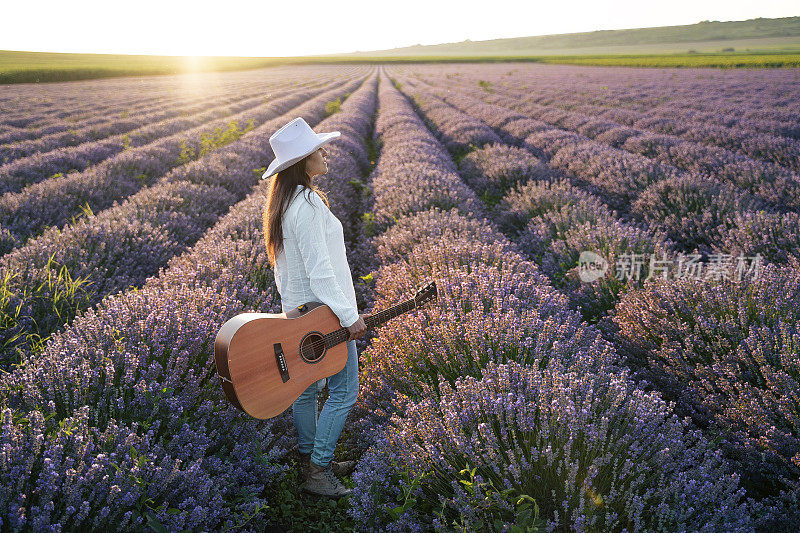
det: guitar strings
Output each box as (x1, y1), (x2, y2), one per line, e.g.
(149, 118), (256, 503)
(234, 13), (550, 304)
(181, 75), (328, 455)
(293, 294), (431, 359)
(295, 309), (393, 358)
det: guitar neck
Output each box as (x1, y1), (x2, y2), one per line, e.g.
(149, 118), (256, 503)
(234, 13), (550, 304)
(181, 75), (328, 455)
(324, 297), (418, 348)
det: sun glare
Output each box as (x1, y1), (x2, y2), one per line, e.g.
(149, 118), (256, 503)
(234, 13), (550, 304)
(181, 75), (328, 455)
(182, 55), (204, 69)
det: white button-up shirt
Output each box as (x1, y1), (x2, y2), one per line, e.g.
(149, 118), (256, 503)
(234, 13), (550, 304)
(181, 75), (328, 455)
(273, 184), (360, 328)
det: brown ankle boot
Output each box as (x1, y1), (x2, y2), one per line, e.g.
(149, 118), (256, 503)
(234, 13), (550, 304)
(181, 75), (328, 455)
(301, 461), (352, 498)
(299, 452), (356, 478)
(298, 452), (312, 483)
(330, 459), (356, 477)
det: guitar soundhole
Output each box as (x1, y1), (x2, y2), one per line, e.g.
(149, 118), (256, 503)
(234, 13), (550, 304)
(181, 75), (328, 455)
(299, 333), (326, 364)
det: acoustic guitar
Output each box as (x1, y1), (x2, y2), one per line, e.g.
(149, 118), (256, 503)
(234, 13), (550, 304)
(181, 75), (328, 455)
(214, 281), (437, 419)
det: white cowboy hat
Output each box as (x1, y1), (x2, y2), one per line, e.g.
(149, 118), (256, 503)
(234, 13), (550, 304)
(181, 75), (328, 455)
(261, 117), (340, 179)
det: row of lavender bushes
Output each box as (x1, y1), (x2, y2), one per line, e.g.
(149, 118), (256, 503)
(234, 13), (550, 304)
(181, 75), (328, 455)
(398, 76), (800, 269)
(394, 73), (800, 284)
(0, 76), (300, 164)
(0, 70), (301, 144)
(343, 72), (757, 532)
(401, 64), (800, 139)
(391, 74), (673, 329)
(0, 77), (323, 194)
(389, 69), (800, 527)
(424, 72), (800, 210)
(0, 82), (201, 131)
(0, 74), (355, 250)
(0, 86), (241, 146)
(0, 73), (342, 199)
(413, 65), (800, 172)
(407, 72), (800, 258)
(0, 78), (308, 170)
(0, 74), (367, 373)
(1, 87), (214, 157)
(0, 66), (304, 132)
(0, 71), (378, 532)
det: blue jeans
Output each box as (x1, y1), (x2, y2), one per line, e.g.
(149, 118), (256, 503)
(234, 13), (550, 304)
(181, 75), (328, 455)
(292, 339), (359, 467)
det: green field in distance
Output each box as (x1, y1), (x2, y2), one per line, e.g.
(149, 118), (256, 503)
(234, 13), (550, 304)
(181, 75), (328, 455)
(3, 16), (800, 84)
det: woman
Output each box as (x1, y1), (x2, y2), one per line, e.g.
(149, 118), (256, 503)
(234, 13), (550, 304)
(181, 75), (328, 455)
(261, 117), (367, 499)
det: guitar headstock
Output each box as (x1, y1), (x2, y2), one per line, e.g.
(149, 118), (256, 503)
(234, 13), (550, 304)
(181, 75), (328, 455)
(414, 280), (437, 307)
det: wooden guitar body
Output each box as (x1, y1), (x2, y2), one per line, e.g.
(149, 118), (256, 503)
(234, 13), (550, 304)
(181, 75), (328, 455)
(214, 281), (437, 420)
(215, 301), (348, 419)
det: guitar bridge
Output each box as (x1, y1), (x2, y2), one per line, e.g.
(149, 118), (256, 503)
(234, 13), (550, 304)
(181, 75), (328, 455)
(274, 343), (290, 383)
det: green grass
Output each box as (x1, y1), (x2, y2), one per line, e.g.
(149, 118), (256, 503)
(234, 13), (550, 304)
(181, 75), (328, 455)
(0, 50), (384, 84)
(257, 457), (355, 532)
(4, 16), (800, 84)
(3, 47), (800, 85)
(365, 50), (800, 68)
(325, 97), (343, 115)
(337, 16), (800, 57)
(0, 255), (93, 370)
(535, 51), (800, 68)
(175, 118), (256, 165)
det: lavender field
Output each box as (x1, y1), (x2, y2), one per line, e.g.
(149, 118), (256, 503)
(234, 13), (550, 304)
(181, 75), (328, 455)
(1, 62), (799, 531)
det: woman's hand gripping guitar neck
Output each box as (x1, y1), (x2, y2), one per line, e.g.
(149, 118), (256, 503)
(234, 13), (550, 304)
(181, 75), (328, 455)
(346, 314), (368, 341)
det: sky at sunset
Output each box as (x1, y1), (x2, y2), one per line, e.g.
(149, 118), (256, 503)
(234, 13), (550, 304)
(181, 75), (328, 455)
(2, 0), (798, 57)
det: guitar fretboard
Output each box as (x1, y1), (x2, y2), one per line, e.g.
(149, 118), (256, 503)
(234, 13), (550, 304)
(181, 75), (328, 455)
(323, 297), (417, 348)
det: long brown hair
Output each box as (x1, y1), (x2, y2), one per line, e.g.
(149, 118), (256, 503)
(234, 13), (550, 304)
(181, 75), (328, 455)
(263, 155), (331, 267)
